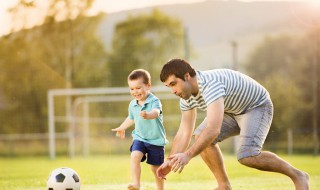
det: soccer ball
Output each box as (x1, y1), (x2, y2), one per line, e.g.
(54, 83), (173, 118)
(47, 167), (81, 190)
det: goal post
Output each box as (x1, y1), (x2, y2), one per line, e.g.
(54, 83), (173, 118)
(47, 86), (173, 160)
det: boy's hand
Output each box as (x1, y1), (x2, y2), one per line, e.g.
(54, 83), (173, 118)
(111, 128), (125, 139)
(140, 110), (148, 119)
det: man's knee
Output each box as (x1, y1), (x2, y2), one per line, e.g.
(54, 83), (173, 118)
(237, 145), (261, 162)
(238, 156), (253, 166)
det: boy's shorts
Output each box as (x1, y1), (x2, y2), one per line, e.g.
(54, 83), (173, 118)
(130, 140), (165, 166)
(194, 98), (273, 161)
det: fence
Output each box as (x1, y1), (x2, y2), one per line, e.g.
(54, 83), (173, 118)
(0, 86), (318, 157)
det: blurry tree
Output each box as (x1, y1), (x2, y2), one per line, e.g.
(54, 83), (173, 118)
(0, 32), (66, 133)
(42, 0), (108, 88)
(306, 27), (320, 155)
(245, 36), (300, 80)
(244, 33), (319, 132)
(263, 75), (305, 130)
(42, 13), (107, 88)
(0, 0), (107, 133)
(107, 9), (185, 87)
(7, 0), (37, 33)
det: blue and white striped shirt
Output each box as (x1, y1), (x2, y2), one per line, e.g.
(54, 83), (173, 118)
(180, 69), (269, 115)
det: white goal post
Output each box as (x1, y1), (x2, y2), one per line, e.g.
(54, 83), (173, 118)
(47, 86), (175, 160)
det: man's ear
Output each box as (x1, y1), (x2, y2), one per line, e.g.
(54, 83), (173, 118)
(184, 73), (190, 81)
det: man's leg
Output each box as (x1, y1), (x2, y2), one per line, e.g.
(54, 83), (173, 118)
(198, 140), (232, 190)
(235, 99), (309, 190)
(194, 115), (240, 190)
(239, 152), (309, 190)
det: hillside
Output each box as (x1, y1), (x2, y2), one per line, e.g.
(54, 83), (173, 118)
(97, 0), (314, 70)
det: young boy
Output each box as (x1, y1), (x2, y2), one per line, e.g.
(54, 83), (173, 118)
(112, 69), (168, 190)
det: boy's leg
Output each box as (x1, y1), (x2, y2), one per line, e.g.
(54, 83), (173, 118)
(129, 150), (144, 190)
(143, 142), (165, 190)
(150, 165), (164, 190)
(129, 140), (147, 190)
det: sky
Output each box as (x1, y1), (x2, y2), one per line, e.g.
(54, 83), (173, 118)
(0, 0), (318, 36)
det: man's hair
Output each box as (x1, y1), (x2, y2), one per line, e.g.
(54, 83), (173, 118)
(160, 58), (196, 82)
(128, 69), (151, 85)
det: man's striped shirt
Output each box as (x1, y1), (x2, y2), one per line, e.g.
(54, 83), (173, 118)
(180, 69), (269, 115)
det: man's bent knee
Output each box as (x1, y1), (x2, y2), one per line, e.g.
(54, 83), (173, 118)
(237, 145), (261, 161)
(238, 156), (255, 166)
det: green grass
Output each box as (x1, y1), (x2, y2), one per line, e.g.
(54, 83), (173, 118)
(0, 154), (319, 190)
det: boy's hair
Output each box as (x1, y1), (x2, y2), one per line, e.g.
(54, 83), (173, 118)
(128, 69), (151, 85)
(160, 58), (196, 82)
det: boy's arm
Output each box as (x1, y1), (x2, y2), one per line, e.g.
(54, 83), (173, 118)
(140, 98), (162, 120)
(117, 117), (134, 130)
(111, 117), (134, 139)
(140, 108), (160, 120)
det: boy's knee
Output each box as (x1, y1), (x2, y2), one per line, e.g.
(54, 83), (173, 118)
(131, 151), (143, 161)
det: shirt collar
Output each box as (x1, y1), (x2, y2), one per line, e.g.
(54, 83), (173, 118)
(196, 70), (203, 85)
(133, 93), (153, 106)
(191, 71), (202, 99)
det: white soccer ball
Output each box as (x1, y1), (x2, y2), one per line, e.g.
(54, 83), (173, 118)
(47, 167), (81, 190)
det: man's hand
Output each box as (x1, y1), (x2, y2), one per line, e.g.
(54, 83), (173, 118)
(168, 153), (191, 173)
(156, 160), (171, 180)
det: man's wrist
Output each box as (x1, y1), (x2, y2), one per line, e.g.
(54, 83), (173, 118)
(184, 150), (193, 158)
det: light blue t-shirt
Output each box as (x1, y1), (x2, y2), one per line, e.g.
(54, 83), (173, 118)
(180, 69), (269, 115)
(128, 93), (168, 146)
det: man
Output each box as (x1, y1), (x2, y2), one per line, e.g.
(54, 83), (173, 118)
(156, 58), (309, 190)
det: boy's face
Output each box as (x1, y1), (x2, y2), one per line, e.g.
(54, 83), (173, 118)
(128, 78), (150, 102)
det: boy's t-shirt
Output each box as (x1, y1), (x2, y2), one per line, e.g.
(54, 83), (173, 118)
(129, 93), (168, 146)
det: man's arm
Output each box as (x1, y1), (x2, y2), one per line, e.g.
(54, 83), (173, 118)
(169, 97), (224, 173)
(156, 108), (196, 179)
(185, 97), (224, 158)
(170, 108), (197, 154)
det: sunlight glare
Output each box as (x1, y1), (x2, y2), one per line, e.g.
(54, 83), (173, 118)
(290, 0), (320, 28)
(308, 0), (320, 8)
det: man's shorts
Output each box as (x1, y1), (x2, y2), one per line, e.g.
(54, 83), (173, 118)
(194, 98), (273, 160)
(130, 140), (165, 166)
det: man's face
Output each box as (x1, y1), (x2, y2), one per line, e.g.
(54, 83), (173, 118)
(163, 74), (192, 100)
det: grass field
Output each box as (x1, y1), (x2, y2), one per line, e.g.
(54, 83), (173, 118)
(0, 154), (319, 190)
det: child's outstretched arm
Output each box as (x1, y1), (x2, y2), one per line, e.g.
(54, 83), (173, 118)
(140, 108), (160, 120)
(111, 117), (134, 139)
